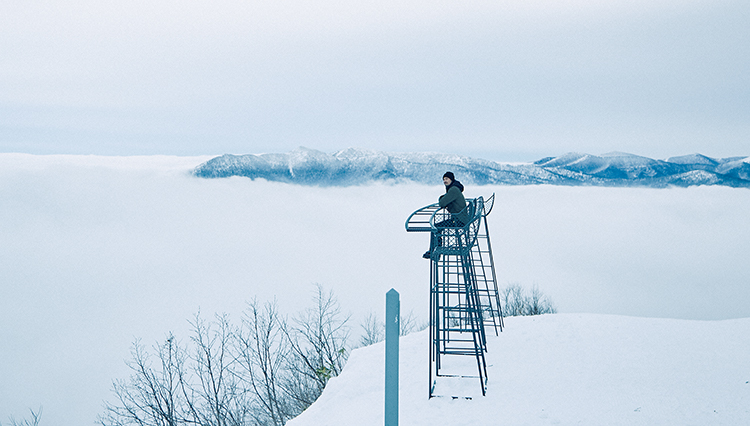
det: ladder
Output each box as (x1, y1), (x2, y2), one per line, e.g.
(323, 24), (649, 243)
(406, 194), (503, 397)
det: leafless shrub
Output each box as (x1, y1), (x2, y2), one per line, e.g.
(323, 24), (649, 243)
(188, 313), (250, 426)
(235, 299), (296, 426)
(100, 285), (350, 426)
(502, 283), (556, 316)
(281, 285), (350, 400)
(3, 407), (42, 426)
(358, 312), (384, 347)
(100, 335), (192, 426)
(399, 310), (426, 336)
(356, 309), (427, 347)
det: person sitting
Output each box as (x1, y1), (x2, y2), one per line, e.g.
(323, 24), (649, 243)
(423, 171), (468, 259)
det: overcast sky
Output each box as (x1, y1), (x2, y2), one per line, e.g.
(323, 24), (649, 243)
(1, 0), (747, 161)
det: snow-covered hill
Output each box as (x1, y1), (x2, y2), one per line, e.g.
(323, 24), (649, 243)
(194, 148), (750, 188)
(289, 314), (750, 426)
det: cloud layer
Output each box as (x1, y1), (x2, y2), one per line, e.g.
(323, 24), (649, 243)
(1, 154), (749, 424)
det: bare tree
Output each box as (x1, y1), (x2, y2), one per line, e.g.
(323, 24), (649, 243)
(100, 316), (250, 426)
(398, 310), (426, 336)
(234, 299), (293, 426)
(187, 313), (250, 426)
(502, 284), (525, 317)
(99, 335), (194, 426)
(502, 283), (556, 316)
(101, 285), (352, 426)
(358, 312), (384, 347)
(281, 285), (350, 407)
(357, 309), (426, 348)
(4, 407), (42, 426)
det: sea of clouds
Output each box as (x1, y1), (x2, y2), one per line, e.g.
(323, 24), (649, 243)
(1, 154), (748, 425)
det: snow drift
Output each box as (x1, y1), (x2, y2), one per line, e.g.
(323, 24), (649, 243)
(289, 314), (750, 426)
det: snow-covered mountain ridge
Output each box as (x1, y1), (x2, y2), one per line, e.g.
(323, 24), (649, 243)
(193, 148), (750, 188)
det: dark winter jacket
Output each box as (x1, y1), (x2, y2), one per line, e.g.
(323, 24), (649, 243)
(446, 180), (464, 193)
(439, 181), (468, 225)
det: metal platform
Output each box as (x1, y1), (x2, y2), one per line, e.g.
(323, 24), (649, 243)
(406, 194), (503, 398)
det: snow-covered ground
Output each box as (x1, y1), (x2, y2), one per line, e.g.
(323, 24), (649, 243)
(290, 314), (750, 426)
(1, 154), (749, 425)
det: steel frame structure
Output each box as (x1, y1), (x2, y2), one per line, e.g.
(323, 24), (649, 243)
(473, 194), (504, 333)
(406, 194), (503, 398)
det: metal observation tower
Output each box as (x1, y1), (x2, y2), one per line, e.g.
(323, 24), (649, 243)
(406, 194), (503, 397)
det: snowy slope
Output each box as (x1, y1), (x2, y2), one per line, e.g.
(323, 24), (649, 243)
(289, 314), (750, 426)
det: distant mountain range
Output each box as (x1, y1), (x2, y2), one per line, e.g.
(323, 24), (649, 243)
(193, 147), (750, 188)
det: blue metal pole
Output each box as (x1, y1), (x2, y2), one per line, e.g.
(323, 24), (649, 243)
(385, 289), (400, 426)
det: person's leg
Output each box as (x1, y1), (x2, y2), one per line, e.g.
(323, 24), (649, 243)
(424, 232), (438, 258)
(424, 219), (456, 258)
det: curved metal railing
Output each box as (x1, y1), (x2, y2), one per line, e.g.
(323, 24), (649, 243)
(405, 196), (488, 232)
(430, 197), (483, 257)
(404, 203), (441, 233)
(405, 197), (485, 258)
(483, 193), (495, 216)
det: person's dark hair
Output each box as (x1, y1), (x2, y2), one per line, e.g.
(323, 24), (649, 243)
(443, 171), (455, 181)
